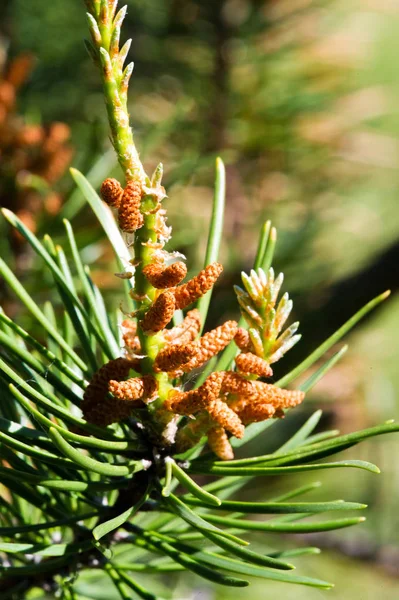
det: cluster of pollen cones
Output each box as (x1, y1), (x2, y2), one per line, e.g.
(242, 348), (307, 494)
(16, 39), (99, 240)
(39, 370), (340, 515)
(81, 177), (305, 460)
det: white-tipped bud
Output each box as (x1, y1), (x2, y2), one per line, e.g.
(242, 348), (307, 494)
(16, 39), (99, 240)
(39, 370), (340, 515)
(99, 47), (113, 79)
(236, 296), (262, 327)
(267, 267), (275, 285)
(86, 13), (102, 45)
(249, 328), (264, 357)
(120, 62), (134, 97)
(271, 272), (284, 304)
(113, 5), (127, 28)
(276, 321), (300, 345)
(249, 269), (263, 297)
(119, 39), (132, 68)
(269, 334), (301, 364)
(100, 0), (110, 24)
(233, 285), (248, 299)
(241, 272), (259, 301)
(264, 307), (276, 339)
(274, 293), (292, 334)
(110, 25), (121, 59)
(236, 259), (300, 365)
(257, 267), (267, 287)
(109, 0), (119, 20)
(151, 163), (164, 187)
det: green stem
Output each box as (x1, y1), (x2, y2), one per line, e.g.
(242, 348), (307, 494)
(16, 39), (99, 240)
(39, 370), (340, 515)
(88, 3), (173, 409)
(87, 5), (145, 182)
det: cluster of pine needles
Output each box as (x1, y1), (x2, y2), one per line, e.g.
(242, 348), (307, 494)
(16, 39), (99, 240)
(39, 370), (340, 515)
(0, 1), (397, 598)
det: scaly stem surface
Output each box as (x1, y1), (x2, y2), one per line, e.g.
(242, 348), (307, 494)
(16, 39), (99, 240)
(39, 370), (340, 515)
(86, 0), (171, 404)
(86, 1), (145, 182)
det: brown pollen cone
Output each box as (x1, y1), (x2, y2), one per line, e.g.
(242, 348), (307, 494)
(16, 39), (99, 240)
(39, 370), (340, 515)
(207, 427), (234, 461)
(163, 309), (201, 345)
(81, 357), (134, 426)
(118, 180), (144, 232)
(207, 399), (245, 438)
(234, 328), (254, 353)
(220, 371), (255, 395)
(154, 342), (197, 373)
(178, 320), (238, 374)
(143, 261), (187, 289)
(165, 388), (206, 416)
(235, 353), (273, 378)
(249, 382), (305, 408)
(141, 291), (176, 333)
(165, 371), (224, 415)
(101, 178), (124, 208)
(231, 399), (276, 425)
(109, 375), (157, 404)
(173, 262), (223, 310)
(166, 372), (244, 440)
(121, 319), (141, 353)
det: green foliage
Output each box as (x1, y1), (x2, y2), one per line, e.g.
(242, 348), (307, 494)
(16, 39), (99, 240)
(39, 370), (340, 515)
(0, 2), (397, 599)
(0, 179), (395, 598)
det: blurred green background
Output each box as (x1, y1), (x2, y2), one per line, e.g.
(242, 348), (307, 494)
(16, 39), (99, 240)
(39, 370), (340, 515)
(1, 0), (399, 598)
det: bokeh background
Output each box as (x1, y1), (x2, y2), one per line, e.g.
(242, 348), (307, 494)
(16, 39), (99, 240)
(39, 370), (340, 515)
(1, 0), (399, 598)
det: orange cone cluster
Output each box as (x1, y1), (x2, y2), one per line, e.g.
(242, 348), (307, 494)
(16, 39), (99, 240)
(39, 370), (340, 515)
(83, 180), (305, 460)
(168, 370), (304, 458)
(139, 262), (224, 336)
